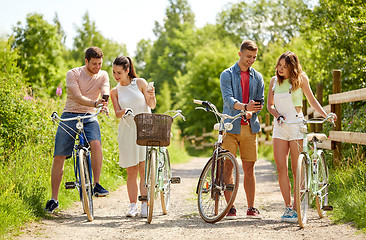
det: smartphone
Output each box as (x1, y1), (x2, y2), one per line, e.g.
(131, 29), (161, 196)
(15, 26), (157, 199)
(147, 82), (154, 91)
(102, 94), (109, 102)
(253, 99), (264, 105)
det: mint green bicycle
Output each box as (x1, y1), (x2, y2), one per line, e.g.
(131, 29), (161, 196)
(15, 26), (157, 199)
(124, 109), (185, 223)
(281, 114), (335, 228)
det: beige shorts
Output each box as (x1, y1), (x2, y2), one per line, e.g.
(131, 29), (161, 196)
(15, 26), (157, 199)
(222, 125), (258, 162)
(272, 122), (303, 141)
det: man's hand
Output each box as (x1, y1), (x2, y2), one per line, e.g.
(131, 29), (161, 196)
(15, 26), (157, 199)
(246, 100), (263, 112)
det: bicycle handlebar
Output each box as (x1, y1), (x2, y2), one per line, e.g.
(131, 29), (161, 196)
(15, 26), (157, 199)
(280, 113), (336, 126)
(123, 109), (186, 121)
(51, 105), (104, 122)
(193, 99), (246, 121)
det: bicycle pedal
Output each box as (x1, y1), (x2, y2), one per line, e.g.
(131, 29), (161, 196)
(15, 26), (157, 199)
(171, 177), (181, 184)
(138, 195), (148, 201)
(322, 205), (333, 211)
(226, 184), (234, 191)
(65, 182), (76, 189)
(202, 188), (210, 193)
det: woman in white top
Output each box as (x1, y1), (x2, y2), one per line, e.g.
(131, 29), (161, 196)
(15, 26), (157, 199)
(267, 51), (336, 222)
(110, 56), (156, 218)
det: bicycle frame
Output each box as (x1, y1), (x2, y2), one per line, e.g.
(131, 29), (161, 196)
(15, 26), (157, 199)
(299, 125), (328, 200)
(144, 145), (169, 194)
(194, 100), (243, 195)
(52, 107), (104, 222)
(282, 114), (334, 227)
(73, 133), (93, 196)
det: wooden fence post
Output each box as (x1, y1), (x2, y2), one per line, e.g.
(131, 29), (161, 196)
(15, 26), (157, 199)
(331, 70), (342, 165)
(316, 84), (323, 133)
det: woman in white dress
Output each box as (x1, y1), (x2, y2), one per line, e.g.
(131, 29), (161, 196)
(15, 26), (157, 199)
(110, 56), (156, 218)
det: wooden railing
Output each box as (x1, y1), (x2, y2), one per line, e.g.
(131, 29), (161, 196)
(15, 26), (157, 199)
(185, 70), (366, 164)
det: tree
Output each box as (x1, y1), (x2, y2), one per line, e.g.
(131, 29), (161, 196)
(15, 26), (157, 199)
(175, 38), (238, 136)
(134, 39), (152, 75)
(140, 0), (196, 110)
(71, 12), (128, 87)
(11, 13), (66, 97)
(305, 0), (366, 94)
(216, 0), (309, 49)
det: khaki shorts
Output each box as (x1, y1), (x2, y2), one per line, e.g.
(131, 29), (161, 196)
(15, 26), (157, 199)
(222, 125), (258, 162)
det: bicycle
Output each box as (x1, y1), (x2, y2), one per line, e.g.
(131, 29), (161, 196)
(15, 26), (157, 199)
(124, 109), (185, 224)
(51, 106), (105, 222)
(193, 99), (246, 223)
(279, 114), (335, 228)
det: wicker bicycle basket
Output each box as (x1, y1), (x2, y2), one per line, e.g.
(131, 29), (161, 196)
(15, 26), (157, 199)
(134, 113), (173, 147)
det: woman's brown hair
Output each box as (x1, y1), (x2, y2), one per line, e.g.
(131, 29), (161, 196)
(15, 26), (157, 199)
(112, 56), (138, 80)
(275, 51), (303, 91)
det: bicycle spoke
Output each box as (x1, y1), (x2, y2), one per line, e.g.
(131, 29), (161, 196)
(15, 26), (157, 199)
(197, 152), (239, 223)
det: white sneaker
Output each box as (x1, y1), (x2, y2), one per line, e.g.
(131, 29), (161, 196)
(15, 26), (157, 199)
(126, 202), (138, 217)
(141, 202), (148, 218)
(281, 207), (298, 223)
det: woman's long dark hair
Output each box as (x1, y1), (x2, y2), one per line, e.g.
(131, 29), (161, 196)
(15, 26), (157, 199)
(275, 51), (303, 91)
(113, 56), (138, 79)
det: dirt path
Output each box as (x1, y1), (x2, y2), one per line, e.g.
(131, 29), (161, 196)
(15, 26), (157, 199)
(16, 158), (365, 240)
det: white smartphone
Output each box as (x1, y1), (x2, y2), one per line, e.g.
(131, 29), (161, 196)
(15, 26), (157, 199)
(147, 82), (154, 91)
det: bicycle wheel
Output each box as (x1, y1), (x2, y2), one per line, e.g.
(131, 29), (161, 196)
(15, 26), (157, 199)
(147, 148), (157, 224)
(160, 149), (171, 215)
(315, 150), (329, 218)
(78, 149), (94, 221)
(197, 152), (239, 223)
(295, 153), (309, 228)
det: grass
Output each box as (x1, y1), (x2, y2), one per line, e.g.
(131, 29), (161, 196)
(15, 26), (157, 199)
(263, 141), (366, 232)
(1, 92), (364, 238)
(0, 93), (192, 239)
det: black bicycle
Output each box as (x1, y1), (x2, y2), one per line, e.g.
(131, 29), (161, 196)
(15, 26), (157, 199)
(194, 99), (246, 223)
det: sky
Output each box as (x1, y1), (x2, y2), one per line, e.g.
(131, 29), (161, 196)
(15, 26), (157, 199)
(0, 0), (234, 55)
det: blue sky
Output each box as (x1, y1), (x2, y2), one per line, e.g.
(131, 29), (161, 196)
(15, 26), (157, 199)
(0, 0), (234, 55)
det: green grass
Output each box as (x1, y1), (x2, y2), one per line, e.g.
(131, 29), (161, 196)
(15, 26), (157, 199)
(0, 92), (192, 239)
(1, 78), (364, 238)
(328, 148), (366, 232)
(264, 142), (366, 232)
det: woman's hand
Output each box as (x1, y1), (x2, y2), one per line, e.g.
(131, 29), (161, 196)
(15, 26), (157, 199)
(328, 112), (337, 122)
(147, 86), (155, 99)
(277, 115), (285, 125)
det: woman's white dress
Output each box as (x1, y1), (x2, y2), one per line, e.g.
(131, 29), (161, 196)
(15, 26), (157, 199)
(117, 79), (151, 168)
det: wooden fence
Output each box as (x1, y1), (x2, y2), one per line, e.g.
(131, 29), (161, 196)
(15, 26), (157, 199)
(185, 70), (366, 164)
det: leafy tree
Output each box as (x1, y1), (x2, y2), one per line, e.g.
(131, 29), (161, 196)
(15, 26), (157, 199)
(71, 12), (128, 87)
(11, 13), (66, 97)
(216, 0), (309, 49)
(305, 0), (366, 94)
(176, 38), (238, 136)
(140, 0), (196, 109)
(155, 81), (172, 114)
(134, 39), (152, 75)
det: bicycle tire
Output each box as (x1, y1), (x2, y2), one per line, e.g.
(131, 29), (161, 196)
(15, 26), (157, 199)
(315, 150), (329, 218)
(160, 149), (171, 215)
(78, 149), (93, 221)
(147, 148), (157, 224)
(197, 152), (239, 223)
(84, 152), (94, 220)
(295, 153), (309, 228)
